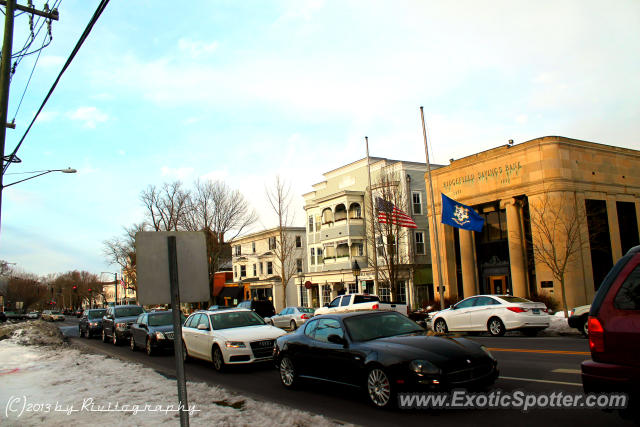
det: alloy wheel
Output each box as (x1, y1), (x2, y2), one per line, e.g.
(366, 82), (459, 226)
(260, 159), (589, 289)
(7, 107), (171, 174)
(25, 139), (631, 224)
(290, 320), (297, 331)
(367, 368), (391, 407)
(280, 356), (296, 387)
(130, 336), (136, 351)
(488, 318), (505, 336)
(434, 319), (447, 333)
(582, 319), (589, 337)
(213, 347), (225, 372)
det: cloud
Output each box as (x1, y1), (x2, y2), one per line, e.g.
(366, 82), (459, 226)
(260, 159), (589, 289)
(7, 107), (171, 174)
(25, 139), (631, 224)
(161, 166), (194, 180)
(515, 114), (528, 124)
(177, 38), (219, 58)
(67, 107), (109, 128)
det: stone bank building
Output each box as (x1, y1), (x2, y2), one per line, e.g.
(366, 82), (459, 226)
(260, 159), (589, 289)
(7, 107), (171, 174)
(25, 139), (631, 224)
(427, 136), (640, 309)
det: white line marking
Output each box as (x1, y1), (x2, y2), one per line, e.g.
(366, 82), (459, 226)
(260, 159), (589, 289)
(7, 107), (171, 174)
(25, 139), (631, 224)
(499, 376), (583, 386)
(551, 368), (582, 374)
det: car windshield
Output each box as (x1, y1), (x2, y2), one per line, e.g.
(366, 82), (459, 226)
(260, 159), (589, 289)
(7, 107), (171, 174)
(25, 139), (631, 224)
(88, 310), (106, 319)
(210, 311), (265, 330)
(115, 306), (143, 317)
(344, 312), (424, 342)
(299, 308), (315, 314)
(148, 312), (185, 326)
(51, 311), (61, 315)
(498, 296), (531, 303)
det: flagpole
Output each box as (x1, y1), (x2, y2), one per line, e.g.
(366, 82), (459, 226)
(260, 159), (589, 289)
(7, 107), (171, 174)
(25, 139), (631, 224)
(420, 107), (446, 311)
(365, 136), (380, 294)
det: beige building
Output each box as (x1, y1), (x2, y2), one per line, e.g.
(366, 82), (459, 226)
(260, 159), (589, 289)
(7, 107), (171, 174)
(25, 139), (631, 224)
(426, 136), (640, 309)
(230, 227), (307, 312)
(302, 157), (436, 309)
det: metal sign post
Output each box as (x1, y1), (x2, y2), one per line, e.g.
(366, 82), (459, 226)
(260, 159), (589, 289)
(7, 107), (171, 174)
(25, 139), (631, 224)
(167, 235), (189, 427)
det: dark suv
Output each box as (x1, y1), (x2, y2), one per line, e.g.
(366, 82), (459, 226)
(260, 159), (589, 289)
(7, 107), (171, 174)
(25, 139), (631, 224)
(102, 305), (145, 345)
(79, 308), (107, 338)
(581, 245), (640, 422)
(236, 300), (276, 319)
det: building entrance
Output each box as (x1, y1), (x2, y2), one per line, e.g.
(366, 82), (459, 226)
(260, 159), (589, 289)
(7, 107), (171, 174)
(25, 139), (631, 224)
(488, 275), (507, 294)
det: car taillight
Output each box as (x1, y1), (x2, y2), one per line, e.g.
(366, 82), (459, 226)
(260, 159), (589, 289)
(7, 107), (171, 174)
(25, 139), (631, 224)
(300, 314), (309, 320)
(372, 304), (379, 310)
(588, 317), (604, 353)
(542, 308), (548, 313)
(507, 307), (528, 313)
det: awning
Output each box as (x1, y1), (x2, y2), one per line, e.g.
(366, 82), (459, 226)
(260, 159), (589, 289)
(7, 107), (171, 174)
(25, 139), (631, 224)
(218, 286), (244, 300)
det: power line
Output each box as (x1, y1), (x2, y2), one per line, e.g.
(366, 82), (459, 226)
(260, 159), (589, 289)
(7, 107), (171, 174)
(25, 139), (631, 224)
(3, 0), (111, 174)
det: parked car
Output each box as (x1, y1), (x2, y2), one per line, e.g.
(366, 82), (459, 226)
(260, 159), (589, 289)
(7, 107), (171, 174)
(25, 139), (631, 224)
(26, 311), (40, 319)
(267, 307), (315, 330)
(75, 309), (84, 318)
(0, 311), (6, 322)
(4, 311), (27, 320)
(182, 308), (286, 371)
(42, 310), (65, 321)
(129, 310), (185, 356)
(568, 304), (591, 337)
(207, 305), (233, 311)
(314, 294), (408, 316)
(79, 309), (107, 338)
(102, 305), (145, 345)
(430, 295), (549, 336)
(236, 300), (276, 319)
(274, 311), (498, 408)
(582, 245), (640, 423)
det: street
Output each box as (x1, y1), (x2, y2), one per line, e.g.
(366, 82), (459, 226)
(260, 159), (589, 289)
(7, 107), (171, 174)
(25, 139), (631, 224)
(56, 317), (633, 427)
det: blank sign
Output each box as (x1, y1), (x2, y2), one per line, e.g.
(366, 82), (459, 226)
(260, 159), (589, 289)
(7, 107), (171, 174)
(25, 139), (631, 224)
(136, 231), (210, 305)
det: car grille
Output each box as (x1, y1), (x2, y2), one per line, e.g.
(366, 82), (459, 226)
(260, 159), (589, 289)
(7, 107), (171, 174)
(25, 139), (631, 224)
(250, 340), (275, 359)
(446, 363), (494, 384)
(165, 332), (174, 340)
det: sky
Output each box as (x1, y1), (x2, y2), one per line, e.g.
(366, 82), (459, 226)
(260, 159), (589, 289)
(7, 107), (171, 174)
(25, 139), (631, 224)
(0, 0), (638, 277)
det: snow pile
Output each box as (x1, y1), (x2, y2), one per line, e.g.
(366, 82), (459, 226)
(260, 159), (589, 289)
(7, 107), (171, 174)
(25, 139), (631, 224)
(0, 340), (347, 426)
(0, 320), (65, 346)
(543, 315), (578, 336)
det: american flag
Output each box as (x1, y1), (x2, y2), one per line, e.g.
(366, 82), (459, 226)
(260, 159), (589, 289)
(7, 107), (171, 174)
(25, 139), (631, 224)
(376, 197), (417, 228)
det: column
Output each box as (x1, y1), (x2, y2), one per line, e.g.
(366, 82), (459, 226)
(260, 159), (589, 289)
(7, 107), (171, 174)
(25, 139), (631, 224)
(635, 198), (640, 244)
(459, 229), (477, 299)
(501, 198), (528, 298)
(606, 196), (623, 261)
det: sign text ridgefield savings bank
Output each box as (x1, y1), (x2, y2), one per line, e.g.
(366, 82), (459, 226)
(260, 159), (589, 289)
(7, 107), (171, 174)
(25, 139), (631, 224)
(442, 161), (523, 193)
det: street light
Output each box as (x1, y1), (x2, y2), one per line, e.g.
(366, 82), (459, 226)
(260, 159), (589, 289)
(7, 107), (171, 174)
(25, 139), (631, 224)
(351, 260), (361, 294)
(2, 167), (76, 188)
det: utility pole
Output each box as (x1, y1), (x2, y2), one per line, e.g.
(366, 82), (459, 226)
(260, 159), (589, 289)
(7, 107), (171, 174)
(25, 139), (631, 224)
(114, 272), (118, 306)
(0, 1), (59, 238)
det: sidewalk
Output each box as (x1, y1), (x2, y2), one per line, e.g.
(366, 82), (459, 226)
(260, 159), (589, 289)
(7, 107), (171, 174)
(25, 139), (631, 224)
(0, 321), (346, 427)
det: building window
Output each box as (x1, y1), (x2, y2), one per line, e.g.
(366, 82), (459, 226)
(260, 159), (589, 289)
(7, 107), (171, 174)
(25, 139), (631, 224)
(349, 203), (362, 219)
(348, 281), (358, 294)
(267, 262), (273, 275)
(415, 231), (425, 255)
(378, 283), (391, 302)
(268, 237), (276, 250)
(351, 242), (364, 257)
(296, 258), (303, 273)
(397, 280), (407, 304)
(300, 286), (309, 307)
(315, 215), (321, 231)
(376, 236), (384, 257)
(234, 266), (237, 278)
(317, 248), (324, 264)
(259, 262), (263, 275)
(310, 248), (316, 265)
(253, 264), (257, 276)
(322, 285), (331, 305)
(234, 245), (241, 256)
(412, 192), (423, 215)
(252, 242), (256, 253)
(296, 235), (302, 248)
(308, 216), (314, 232)
(240, 265), (246, 277)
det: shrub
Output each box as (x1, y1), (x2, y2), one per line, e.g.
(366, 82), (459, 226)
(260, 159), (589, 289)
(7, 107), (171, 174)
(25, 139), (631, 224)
(529, 292), (559, 312)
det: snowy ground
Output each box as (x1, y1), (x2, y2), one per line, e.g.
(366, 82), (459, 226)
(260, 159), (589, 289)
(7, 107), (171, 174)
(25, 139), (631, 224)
(0, 321), (347, 427)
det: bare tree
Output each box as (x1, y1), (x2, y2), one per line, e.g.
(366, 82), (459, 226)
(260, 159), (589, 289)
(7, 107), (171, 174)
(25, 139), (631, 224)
(366, 170), (411, 302)
(528, 193), (588, 317)
(103, 222), (147, 290)
(266, 176), (298, 310)
(182, 179), (258, 301)
(140, 181), (190, 231)
(2, 273), (44, 311)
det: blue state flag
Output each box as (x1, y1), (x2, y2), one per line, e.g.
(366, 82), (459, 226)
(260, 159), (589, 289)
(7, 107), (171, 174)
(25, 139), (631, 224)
(441, 193), (484, 232)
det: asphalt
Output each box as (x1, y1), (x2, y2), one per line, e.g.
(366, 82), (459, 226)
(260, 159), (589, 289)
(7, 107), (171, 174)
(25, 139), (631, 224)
(55, 318), (634, 427)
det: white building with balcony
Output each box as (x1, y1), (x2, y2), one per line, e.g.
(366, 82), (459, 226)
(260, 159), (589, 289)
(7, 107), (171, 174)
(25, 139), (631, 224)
(302, 157), (438, 309)
(230, 227), (307, 312)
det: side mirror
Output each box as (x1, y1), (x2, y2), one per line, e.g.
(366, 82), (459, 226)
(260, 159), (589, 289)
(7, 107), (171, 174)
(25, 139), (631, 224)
(327, 334), (347, 346)
(324, 304), (329, 308)
(197, 324), (209, 331)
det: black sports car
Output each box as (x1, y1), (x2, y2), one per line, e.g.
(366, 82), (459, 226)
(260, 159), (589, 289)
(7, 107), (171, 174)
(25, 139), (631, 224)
(273, 310), (498, 408)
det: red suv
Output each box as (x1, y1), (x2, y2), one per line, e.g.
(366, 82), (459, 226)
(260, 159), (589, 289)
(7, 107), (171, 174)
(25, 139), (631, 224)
(581, 245), (640, 422)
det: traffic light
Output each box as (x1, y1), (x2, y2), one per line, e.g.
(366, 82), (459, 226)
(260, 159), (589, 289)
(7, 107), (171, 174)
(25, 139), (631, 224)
(72, 285), (77, 293)
(88, 288), (92, 292)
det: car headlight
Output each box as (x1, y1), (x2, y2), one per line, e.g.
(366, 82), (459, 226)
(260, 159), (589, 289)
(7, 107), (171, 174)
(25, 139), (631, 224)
(225, 341), (246, 348)
(89, 322), (98, 327)
(409, 360), (441, 375)
(480, 345), (496, 361)
(115, 322), (126, 329)
(155, 331), (166, 340)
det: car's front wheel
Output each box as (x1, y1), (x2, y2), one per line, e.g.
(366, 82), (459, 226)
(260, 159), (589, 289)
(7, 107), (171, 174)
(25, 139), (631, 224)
(130, 336), (136, 351)
(434, 318), (448, 334)
(101, 329), (108, 343)
(488, 317), (506, 337)
(581, 316), (589, 337)
(212, 346), (226, 372)
(279, 355), (298, 388)
(366, 367), (394, 408)
(146, 338), (154, 356)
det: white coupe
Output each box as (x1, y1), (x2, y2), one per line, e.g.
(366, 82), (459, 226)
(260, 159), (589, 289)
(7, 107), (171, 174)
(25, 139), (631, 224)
(430, 295), (550, 336)
(182, 308), (286, 371)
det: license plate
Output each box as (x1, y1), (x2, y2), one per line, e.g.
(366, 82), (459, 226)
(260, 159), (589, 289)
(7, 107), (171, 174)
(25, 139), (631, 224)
(532, 308), (540, 314)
